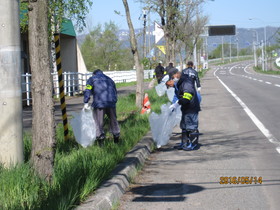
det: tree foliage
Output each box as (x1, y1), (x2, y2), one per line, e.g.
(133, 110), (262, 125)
(81, 22), (134, 71)
(209, 44), (237, 59)
(20, 0), (92, 33)
(140, 0), (208, 65)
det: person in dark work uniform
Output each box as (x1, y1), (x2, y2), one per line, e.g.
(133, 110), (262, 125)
(83, 69), (120, 145)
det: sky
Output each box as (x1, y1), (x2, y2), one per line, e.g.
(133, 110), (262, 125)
(84, 0), (280, 32)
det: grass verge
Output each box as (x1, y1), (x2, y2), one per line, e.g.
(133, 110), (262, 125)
(254, 66), (280, 75)
(115, 79), (152, 89)
(0, 88), (169, 209)
(209, 56), (253, 66)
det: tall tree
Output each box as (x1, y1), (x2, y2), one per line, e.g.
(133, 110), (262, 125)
(28, 0), (55, 181)
(81, 22), (134, 71)
(140, 0), (208, 66)
(122, 0), (144, 107)
(24, 0), (92, 181)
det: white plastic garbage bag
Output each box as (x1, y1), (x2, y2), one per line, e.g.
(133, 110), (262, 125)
(155, 83), (167, 96)
(149, 103), (180, 148)
(174, 105), (182, 127)
(166, 87), (175, 102)
(70, 109), (96, 148)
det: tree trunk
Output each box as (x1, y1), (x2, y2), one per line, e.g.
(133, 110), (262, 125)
(178, 44), (184, 70)
(28, 0), (56, 182)
(164, 33), (171, 65)
(171, 39), (176, 65)
(122, 0), (144, 108)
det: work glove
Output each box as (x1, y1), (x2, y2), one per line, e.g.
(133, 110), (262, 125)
(169, 101), (179, 112)
(197, 87), (201, 93)
(83, 103), (91, 111)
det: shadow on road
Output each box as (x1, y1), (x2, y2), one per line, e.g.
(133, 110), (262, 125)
(130, 183), (204, 202)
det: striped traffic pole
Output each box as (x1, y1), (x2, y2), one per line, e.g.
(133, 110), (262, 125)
(54, 33), (69, 141)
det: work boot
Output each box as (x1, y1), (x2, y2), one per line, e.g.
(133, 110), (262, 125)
(96, 134), (105, 147)
(113, 135), (119, 143)
(173, 142), (185, 149)
(189, 130), (199, 145)
(183, 130), (199, 151)
(174, 130), (189, 150)
(182, 142), (198, 151)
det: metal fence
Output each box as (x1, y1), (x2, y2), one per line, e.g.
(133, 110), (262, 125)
(22, 70), (154, 106)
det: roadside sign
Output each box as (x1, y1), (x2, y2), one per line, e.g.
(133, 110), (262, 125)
(208, 25), (236, 36)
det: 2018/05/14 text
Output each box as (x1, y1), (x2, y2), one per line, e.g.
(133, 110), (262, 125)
(220, 176), (263, 184)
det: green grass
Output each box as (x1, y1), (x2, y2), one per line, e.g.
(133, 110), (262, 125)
(115, 79), (152, 89)
(198, 68), (209, 78)
(1, 71), (209, 209)
(254, 66), (280, 75)
(209, 56), (253, 65)
(0, 88), (169, 210)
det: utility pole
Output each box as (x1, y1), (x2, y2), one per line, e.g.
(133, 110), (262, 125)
(147, 4), (152, 57)
(142, 9), (147, 58)
(253, 41), (257, 67)
(230, 36), (232, 62)
(261, 40), (265, 71)
(221, 36), (224, 63)
(252, 30), (258, 67)
(236, 38), (239, 59)
(0, 0), (23, 165)
(264, 26), (267, 71)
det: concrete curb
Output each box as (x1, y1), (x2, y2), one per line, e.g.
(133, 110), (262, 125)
(76, 131), (154, 210)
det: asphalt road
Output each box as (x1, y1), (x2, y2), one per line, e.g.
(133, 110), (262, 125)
(118, 61), (280, 210)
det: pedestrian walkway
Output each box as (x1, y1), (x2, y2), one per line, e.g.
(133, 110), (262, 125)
(118, 67), (271, 209)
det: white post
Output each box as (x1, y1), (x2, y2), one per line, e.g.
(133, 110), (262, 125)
(221, 36), (224, 63)
(264, 26), (267, 71)
(56, 73), (59, 98)
(261, 40), (265, 71)
(230, 37), (232, 62)
(64, 73), (67, 95)
(25, 73), (30, 106)
(68, 73), (71, 96)
(236, 38), (239, 59)
(253, 42), (257, 67)
(0, 0), (23, 165)
(206, 36), (209, 69)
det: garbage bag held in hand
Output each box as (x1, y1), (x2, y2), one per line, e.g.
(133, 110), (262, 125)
(155, 83), (167, 96)
(174, 105), (182, 127)
(166, 87), (175, 102)
(70, 109), (96, 147)
(149, 103), (178, 148)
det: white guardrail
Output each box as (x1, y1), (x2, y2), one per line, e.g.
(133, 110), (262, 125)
(22, 70), (154, 106)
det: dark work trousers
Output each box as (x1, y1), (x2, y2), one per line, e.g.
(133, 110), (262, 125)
(180, 112), (199, 131)
(93, 107), (120, 138)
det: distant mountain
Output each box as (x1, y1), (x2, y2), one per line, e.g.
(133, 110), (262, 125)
(207, 26), (280, 51)
(77, 26), (280, 52)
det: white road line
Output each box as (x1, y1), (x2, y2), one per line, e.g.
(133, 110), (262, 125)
(214, 68), (280, 154)
(244, 63), (280, 79)
(259, 80), (263, 82)
(229, 64), (241, 75)
(275, 84), (280, 88)
(244, 64), (254, 75)
(266, 82), (272, 85)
